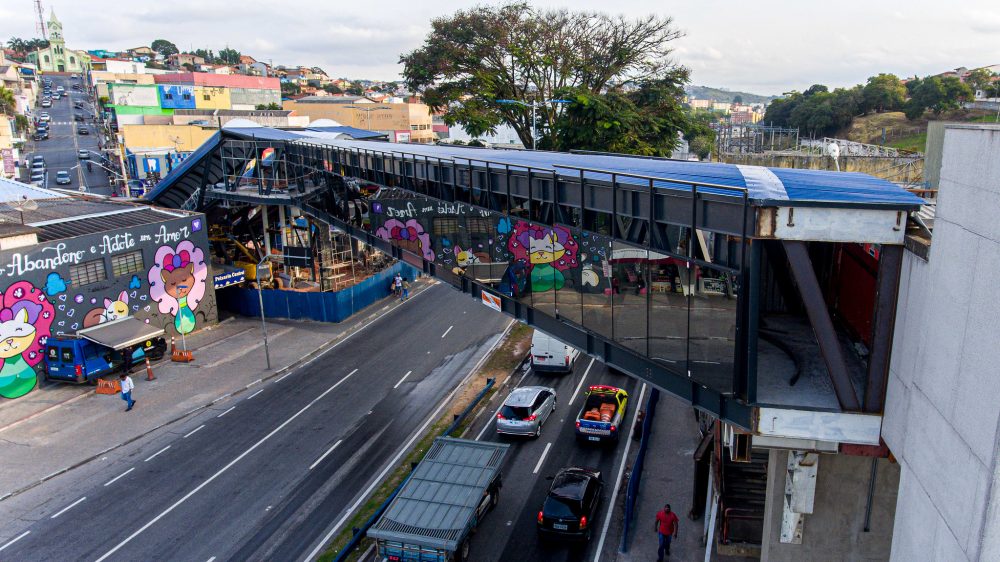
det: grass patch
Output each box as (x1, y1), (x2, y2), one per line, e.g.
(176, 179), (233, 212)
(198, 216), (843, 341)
(887, 131), (928, 152)
(316, 322), (532, 562)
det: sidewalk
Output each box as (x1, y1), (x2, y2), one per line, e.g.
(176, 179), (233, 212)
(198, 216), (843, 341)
(0, 284), (427, 501)
(613, 390), (705, 562)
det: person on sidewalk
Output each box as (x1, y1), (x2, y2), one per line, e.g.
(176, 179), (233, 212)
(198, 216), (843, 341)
(401, 278), (410, 301)
(119, 373), (136, 411)
(655, 503), (680, 560)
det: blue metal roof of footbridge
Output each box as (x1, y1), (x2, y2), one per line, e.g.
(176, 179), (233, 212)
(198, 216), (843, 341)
(319, 140), (925, 210)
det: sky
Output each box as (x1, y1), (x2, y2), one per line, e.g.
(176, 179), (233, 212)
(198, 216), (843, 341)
(2, 0), (999, 95)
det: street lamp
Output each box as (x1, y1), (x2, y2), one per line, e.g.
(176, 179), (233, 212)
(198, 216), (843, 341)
(495, 98), (572, 150)
(256, 255), (277, 370)
(344, 105), (390, 132)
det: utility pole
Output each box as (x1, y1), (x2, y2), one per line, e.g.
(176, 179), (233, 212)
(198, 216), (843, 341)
(34, 0), (47, 40)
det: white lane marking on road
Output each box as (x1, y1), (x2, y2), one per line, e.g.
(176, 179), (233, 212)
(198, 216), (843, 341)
(184, 425), (205, 438)
(206, 557), (216, 562)
(50, 496), (86, 519)
(104, 467), (135, 487)
(568, 358), (596, 406)
(309, 439), (344, 470)
(0, 530), (30, 552)
(216, 406), (236, 418)
(247, 389), (264, 400)
(274, 370), (295, 384)
(593, 382), (647, 562)
(144, 446), (171, 462)
(393, 371), (412, 389)
(301, 334), (494, 562)
(94, 372), (354, 562)
(441, 325), (453, 338)
(475, 359), (532, 441)
(532, 443), (553, 475)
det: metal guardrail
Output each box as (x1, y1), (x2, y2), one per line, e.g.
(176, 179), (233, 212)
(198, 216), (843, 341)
(332, 377), (497, 562)
(619, 388), (660, 552)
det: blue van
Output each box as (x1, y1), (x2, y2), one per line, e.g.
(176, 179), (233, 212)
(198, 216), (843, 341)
(44, 319), (167, 384)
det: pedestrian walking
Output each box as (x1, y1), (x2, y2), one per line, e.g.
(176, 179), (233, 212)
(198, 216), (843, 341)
(655, 503), (680, 560)
(394, 273), (403, 297)
(119, 372), (136, 412)
(401, 278), (410, 301)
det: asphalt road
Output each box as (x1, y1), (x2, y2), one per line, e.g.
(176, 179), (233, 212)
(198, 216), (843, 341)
(468, 356), (643, 562)
(25, 75), (111, 195)
(0, 284), (510, 561)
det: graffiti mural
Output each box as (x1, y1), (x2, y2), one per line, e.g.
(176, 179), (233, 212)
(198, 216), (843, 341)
(375, 218), (435, 261)
(0, 281), (54, 399)
(508, 222), (579, 292)
(149, 241), (209, 335)
(82, 290), (130, 328)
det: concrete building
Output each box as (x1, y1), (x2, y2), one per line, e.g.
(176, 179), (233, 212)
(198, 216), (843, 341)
(166, 53), (205, 69)
(155, 73), (280, 110)
(90, 58), (149, 75)
(283, 97), (435, 143)
(882, 123), (1000, 562)
(26, 10), (90, 73)
(91, 72), (156, 100)
(0, 180), (218, 402)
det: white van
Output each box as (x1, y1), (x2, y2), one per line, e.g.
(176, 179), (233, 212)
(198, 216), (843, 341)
(530, 330), (580, 373)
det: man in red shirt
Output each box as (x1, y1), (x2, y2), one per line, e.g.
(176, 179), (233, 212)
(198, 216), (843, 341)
(655, 503), (680, 560)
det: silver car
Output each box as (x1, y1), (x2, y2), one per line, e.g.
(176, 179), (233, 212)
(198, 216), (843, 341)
(496, 386), (557, 438)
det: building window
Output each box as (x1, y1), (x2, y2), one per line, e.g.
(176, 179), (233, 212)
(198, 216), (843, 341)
(164, 92), (173, 100)
(432, 217), (459, 236)
(467, 217), (492, 234)
(70, 56), (75, 64)
(69, 259), (107, 286)
(183, 93), (192, 100)
(44, 55), (49, 63)
(203, 94), (211, 101)
(111, 250), (144, 277)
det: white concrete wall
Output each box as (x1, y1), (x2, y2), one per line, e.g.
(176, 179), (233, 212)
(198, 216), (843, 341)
(883, 124), (1000, 562)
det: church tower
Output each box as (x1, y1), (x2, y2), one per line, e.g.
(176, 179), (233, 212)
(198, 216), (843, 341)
(48, 10), (63, 45)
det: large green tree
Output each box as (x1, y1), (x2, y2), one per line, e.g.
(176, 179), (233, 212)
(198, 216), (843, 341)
(218, 48), (241, 65)
(0, 86), (16, 116)
(861, 73), (906, 113)
(150, 39), (179, 57)
(965, 68), (998, 98)
(544, 70), (690, 154)
(904, 75), (975, 119)
(401, 2), (684, 147)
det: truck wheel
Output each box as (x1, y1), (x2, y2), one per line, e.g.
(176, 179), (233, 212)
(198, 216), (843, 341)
(456, 538), (470, 562)
(490, 490), (499, 509)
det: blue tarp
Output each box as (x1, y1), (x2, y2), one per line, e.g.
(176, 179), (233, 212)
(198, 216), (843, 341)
(216, 262), (420, 323)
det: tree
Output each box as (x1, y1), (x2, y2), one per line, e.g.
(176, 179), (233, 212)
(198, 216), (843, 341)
(345, 83), (364, 96)
(6, 37), (27, 55)
(545, 70), (690, 155)
(861, 73), (906, 113)
(0, 86), (15, 116)
(321, 83), (343, 95)
(280, 82), (300, 95)
(732, 95), (743, 104)
(150, 39), (179, 57)
(401, 2), (684, 147)
(181, 63), (196, 72)
(218, 48), (241, 65)
(965, 68), (996, 98)
(255, 103), (282, 110)
(904, 75), (975, 119)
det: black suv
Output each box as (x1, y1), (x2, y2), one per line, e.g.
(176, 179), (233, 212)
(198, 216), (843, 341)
(536, 467), (603, 541)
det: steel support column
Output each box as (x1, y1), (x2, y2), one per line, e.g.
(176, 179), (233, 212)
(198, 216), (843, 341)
(782, 241), (861, 411)
(863, 244), (903, 413)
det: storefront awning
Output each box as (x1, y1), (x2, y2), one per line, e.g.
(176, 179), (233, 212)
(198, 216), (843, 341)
(76, 317), (165, 350)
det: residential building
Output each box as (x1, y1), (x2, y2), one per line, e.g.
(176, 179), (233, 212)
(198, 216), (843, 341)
(126, 46), (155, 59)
(89, 58), (149, 74)
(91, 71), (156, 100)
(689, 98), (713, 110)
(25, 10), (90, 73)
(283, 96), (435, 142)
(154, 73), (280, 109)
(167, 53), (206, 69)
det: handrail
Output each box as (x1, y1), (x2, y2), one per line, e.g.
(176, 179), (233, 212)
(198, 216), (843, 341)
(550, 163), (749, 196)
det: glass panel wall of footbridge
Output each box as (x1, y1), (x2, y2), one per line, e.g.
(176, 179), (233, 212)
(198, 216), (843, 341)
(231, 137), (755, 427)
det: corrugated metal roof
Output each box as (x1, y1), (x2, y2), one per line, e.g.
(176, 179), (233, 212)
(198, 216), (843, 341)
(369, 437), (509, 551)
(34, 208), (175, 242)
(0, 177), (70, 203)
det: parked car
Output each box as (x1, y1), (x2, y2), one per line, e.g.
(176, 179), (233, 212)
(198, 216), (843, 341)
(73, 113), (85, 122)
(536, 467), (604, 541)
(31, 160), (45, 171)
(30, 172), (45, 185)
(71, 73), (79, 79)
(32, 131), (47, 141)
(78, 149), (90, 159)
(32, 155), (45, 164)
(55, 171), (71, 185)
(77, 126), (89, 135)
(530, 331), (580, 374)
(40, 100), (51, 108)
(56, 86), (64, 93)
(496, 385), (557, 438)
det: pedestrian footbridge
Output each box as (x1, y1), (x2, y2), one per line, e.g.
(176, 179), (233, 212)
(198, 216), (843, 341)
(147, 123), (923, 438)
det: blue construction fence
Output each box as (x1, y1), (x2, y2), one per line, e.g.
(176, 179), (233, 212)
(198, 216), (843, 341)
(217, 262), (421, 323)
(621, 387), (660, 552)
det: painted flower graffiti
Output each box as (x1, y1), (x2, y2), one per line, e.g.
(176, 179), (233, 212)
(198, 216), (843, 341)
(508, 222), (579, 292)
(0, 281), (54, 399)
(375, 218), (435, 261)
(148, 241), (208, 335)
